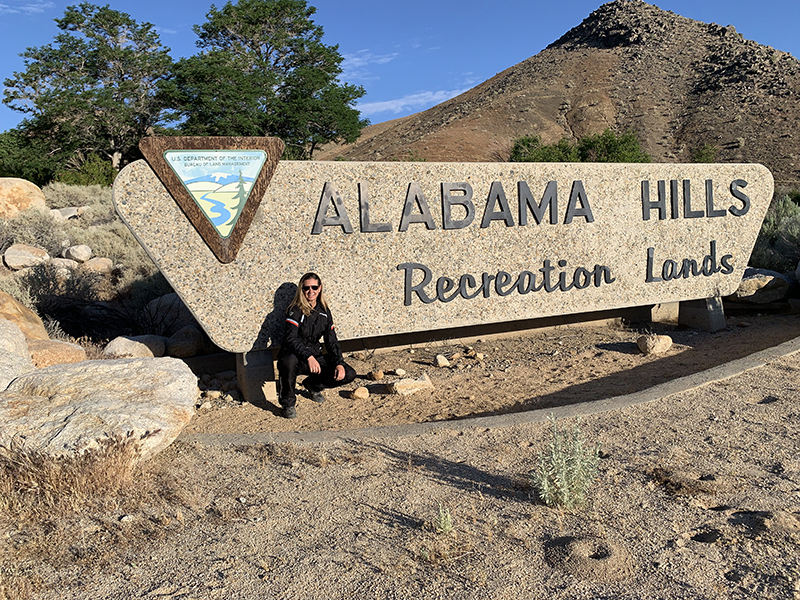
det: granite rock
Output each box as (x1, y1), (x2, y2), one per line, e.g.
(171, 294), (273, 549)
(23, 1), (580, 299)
(63, 244), (93, 262)
(4, 243), (49, 270)
(388, 372), (434, 396)
(143, 293), (197, 336)
(0, 318), (29, 358)
(0, 291), (49, 341)
(0, 357), (198, 459)
(28, 338), (87, 368)
(731, 268), (790, 304)
(350, 386), (369, 400)
(0, 178), (47, 219)
(165, 325), (205, 358)
(434, 354), (450, 367)
(637, 334), (673, 355)
(82, 257), (113, 274)
(104, 334), (166, 358)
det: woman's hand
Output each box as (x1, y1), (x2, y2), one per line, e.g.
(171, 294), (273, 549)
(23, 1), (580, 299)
(308, 356), (321, 374)
(334, 364), (345, 381)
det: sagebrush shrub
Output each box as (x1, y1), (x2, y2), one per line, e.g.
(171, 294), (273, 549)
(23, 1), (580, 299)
(749, 193), (800, 271)
(531, 416), (599, 509)
(0, 209), (67, 256)
(42, 181), (113, 211)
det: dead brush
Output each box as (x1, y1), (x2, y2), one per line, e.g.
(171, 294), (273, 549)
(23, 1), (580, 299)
(0, 435), (140, 523)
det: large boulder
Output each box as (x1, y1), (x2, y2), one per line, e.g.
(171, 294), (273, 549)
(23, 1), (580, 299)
(0, 357), (198, 460)
(28, 339), (87, 368)
(165, 325), (205, 358)
(0, 319), (34, 389)
(144, 293), (197, 336)
(0, 318), (29, 358)
(0, 291), (49, 341)
(730, 268), (790, 304)
(104, 334), (166, 358)
(3, 243), (49, 270)
(0, 178), (47, 219)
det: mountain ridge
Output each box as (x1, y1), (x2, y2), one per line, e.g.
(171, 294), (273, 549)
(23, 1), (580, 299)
(316, 0), (800, 189)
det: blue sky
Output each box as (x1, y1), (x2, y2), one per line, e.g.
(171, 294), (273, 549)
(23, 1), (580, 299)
(0, 0), (798, 133)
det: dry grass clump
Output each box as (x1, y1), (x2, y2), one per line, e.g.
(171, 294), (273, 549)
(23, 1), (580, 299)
(0, 436), (140, 523)
(42, 182), (113, 211)
(0, 209), (67, 256)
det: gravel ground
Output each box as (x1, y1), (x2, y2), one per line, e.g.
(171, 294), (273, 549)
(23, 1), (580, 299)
(5, 317), (800, 599)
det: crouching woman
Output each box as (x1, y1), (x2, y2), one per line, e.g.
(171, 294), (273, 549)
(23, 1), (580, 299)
(277, 272), (357, 419)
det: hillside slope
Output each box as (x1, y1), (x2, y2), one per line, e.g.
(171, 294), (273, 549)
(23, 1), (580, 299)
(317, 0), (800, 188)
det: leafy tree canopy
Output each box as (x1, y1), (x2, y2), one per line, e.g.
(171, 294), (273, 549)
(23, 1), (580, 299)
(510, 129), (651, 163)
(164, 0), (367, 159)
(3, 3), (173, 176)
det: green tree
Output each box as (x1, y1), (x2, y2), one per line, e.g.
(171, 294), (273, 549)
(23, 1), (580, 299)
(165, 0), (367, 159)
(3, 3), (173, 175)
(510, 129), (650, 164)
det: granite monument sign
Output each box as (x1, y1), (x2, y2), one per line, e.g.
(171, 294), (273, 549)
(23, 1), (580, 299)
(115, 137), (773, 356)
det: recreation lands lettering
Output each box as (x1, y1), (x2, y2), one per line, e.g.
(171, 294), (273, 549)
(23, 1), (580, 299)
(397, 261), (615, 306)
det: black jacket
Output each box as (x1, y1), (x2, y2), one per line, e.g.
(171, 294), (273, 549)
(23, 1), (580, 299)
(278, 304), (344, 365)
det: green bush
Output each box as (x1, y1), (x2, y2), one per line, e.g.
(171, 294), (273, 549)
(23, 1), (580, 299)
(510, 129), (650, 163)
(691, 143), (718, 163)
(749, 193), (800, 271)
(510, 136), (578, 162)
(55, 154), (118, 187)
(531, 416), (599, 509)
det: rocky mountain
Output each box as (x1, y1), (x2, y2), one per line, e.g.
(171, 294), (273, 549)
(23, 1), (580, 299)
(316, 0), (800, 190)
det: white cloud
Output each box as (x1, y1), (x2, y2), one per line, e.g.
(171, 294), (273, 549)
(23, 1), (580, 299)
(154, 26), (178, 35)
(341, 49), (399, 82)
(357, 88), (470, 117)
(0, 1), (54, 14)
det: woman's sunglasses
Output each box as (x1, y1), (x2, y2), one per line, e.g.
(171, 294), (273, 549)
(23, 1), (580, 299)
(303, 284), (320, 291)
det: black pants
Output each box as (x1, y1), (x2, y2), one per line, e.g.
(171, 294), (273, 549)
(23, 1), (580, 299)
(277, 353), (357, 408)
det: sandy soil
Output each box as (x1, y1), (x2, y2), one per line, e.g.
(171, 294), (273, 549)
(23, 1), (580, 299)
(4, 313), (800, 599)
(186, 313), (800, 433)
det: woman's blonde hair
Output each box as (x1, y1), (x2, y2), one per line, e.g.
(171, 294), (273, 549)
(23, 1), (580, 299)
(287, 272), (330, 316)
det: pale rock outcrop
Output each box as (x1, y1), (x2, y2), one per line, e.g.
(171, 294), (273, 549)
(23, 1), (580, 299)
(3, 243), (49, 270)
(0, 318), (29, 358)
(0, 178), (47, 218)
(104, 334), (166, 358)
(81, 257), (113, 274)
(28, 338), (87, 368)
(0, 357), (198, 459)
(166, 325), (205, 358)
(0, 351), (35, 390)
(731, 268), (790, 304)
(388, 372), (434, 396)
(0, 291), (49, 341)
(0, 319), (34, 388)
(637, 334), (673, 355)
(63, 244), (93, 262)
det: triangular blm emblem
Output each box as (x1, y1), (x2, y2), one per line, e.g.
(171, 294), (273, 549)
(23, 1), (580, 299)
(139, 137), (284, 263)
